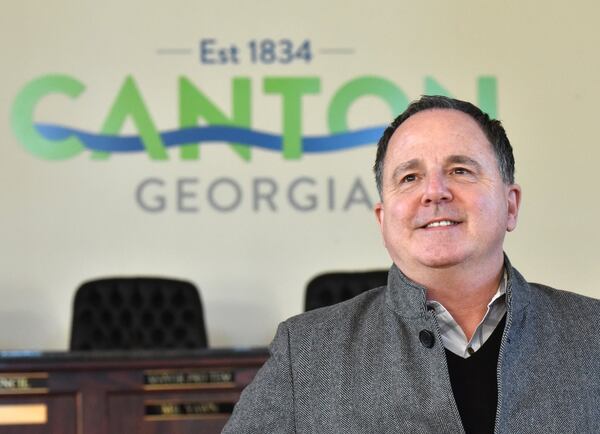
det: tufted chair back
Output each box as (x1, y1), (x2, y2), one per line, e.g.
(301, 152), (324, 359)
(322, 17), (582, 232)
(304, 270), (389, 311)
(70, 277), (207, 350)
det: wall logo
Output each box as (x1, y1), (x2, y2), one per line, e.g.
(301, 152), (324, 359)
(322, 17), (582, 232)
(10, 74), (497, 161)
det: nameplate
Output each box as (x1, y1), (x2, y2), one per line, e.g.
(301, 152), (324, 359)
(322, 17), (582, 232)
(0, 404), (48, 425)
(0, 373), (48, 394)
(143, 369), (235, 390)
(144, 401), (235, 420)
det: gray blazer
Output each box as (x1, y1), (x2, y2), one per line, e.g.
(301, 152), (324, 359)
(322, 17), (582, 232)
(223, 259), (600, 433)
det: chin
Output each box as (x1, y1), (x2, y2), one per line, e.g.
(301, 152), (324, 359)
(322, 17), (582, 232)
(414, 250), (468, 269)
(420, 258), (463, 269)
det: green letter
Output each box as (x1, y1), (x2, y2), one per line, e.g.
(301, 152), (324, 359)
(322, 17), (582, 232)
(11, 75), (85, 160)
(179, 77), (251, 160)
(264, 77), (320, 159)
(424, 76), (451, 98)
(328, 76), (408, 133)
(97, 76), (167, 160)
(424, 76), (497, 118)
(477, 76), (497, 119)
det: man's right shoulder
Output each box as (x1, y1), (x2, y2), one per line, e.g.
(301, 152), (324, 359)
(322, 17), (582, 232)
(222, 285), (390, 433)
(279, 285), (388, 344)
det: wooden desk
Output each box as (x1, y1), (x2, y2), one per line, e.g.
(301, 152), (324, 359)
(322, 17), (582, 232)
(0, 348), (268, 434)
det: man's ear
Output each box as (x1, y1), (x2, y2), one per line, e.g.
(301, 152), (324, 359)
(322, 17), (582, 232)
(506, 184), (521, 232)
(374, 202), (384, 229)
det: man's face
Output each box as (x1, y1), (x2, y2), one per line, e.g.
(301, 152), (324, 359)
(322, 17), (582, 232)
(374, 109), (520, 273)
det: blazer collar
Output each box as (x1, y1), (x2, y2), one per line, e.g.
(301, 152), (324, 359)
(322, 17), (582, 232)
(385, 254), (531, 319)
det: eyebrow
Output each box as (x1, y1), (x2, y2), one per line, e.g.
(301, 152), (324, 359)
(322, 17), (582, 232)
(446, 155), (482, 171)
(391, 158), (421, 182)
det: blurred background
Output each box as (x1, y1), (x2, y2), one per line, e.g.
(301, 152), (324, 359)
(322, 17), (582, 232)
(2, 0), (599, 350)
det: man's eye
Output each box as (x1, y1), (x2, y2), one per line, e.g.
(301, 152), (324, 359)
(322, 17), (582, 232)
(452, 167), (470, 175)
(402, 174), (417, 183)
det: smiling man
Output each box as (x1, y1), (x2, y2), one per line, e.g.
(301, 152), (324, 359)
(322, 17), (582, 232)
(223, 96), (600, 434)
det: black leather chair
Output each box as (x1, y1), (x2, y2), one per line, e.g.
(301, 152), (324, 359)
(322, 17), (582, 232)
(304, 270), (389, 311)
(70, 277), (208, 350)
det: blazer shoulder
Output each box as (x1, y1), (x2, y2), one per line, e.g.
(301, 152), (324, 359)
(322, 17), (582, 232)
(526, 281), (600, 320)
(284, 285), (387, 334)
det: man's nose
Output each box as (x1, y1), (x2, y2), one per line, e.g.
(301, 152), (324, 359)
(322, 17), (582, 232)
(421, 173), (453, 205)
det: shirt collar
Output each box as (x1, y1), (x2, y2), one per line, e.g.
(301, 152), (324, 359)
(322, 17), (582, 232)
(426, 272), (507, 358)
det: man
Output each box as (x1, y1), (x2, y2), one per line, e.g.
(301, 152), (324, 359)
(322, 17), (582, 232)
(223, 96), (600, 433)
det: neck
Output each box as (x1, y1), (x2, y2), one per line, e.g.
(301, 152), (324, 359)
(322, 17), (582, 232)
(401, 255), (504, 340)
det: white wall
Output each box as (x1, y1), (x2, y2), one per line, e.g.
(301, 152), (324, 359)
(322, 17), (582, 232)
(1, 0), (599, 349)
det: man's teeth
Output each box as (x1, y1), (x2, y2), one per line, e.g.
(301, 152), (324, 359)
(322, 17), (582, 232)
(426, 220), (457, 228)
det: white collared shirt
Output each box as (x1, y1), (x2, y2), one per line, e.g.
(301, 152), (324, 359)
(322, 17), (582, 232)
(426, 275), (506, 359)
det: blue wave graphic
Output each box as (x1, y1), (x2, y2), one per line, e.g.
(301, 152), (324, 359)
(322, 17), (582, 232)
(35, 123), (386, 153)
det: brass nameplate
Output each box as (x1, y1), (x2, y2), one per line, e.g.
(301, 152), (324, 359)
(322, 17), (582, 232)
(0, 404), (48, 425)
(144, 401), (234, 420)
(144, 369), (235, 389)
(0, 373), (48, 394)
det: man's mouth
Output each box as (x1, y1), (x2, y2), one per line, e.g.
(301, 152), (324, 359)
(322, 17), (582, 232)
(423, 220), (460, 228)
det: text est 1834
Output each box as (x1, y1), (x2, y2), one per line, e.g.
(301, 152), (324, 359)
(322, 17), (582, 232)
(199, 38), (312, 65)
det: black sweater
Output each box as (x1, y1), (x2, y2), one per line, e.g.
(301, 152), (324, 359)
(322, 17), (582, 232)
(445, 315), (506, 434)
